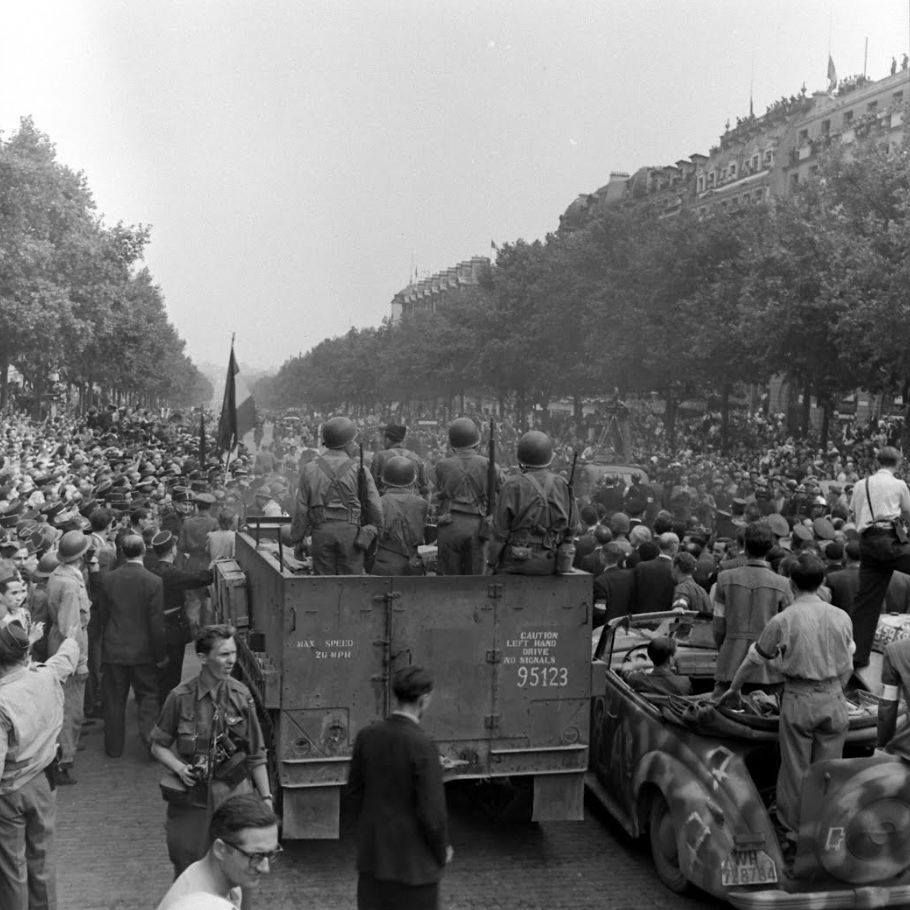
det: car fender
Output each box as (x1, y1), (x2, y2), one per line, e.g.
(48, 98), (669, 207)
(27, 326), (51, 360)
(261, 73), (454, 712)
(634, 746), (778, 897)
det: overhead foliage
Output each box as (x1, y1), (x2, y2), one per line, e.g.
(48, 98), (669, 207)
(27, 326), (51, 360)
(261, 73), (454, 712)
(256, 130), (910, 443)
(0, 117), (211, 411)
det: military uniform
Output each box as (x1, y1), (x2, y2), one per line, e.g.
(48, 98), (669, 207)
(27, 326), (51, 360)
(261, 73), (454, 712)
(371, 489), (428, 576)
(434, 451), (496, 576)
(176, 503), (218, 629)
(149, 667), (267, 874)
(489, 468), (578, 575)
(371, 446), (429, 497)
(290, 450), (383, 575)
(147, 555), (213, 704)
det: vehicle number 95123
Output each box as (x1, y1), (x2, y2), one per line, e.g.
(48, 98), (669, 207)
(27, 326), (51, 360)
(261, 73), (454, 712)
(517, 667), (568, 687)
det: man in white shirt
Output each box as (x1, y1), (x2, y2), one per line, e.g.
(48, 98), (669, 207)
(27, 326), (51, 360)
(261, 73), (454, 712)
(849, 446), (910, 667)
(157, 794), (280, 910)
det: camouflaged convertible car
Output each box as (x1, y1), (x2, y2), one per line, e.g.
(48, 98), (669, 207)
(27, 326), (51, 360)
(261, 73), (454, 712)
(588, 611), (910, 909)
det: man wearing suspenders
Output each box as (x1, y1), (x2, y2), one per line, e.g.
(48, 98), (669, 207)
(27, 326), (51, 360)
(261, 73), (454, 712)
(849, 446), (910, 668)
(486, 431), (578, 576)
(289, 417), (383, 576)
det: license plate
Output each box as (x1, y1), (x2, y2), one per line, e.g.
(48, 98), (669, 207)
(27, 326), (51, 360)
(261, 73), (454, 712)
(721, 849), (778, 887)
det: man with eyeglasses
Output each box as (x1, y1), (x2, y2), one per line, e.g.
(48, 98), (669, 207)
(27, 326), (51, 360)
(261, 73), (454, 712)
(157, 793), (280, 910)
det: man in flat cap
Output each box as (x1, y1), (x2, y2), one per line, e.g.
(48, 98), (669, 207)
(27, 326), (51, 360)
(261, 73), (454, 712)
(370, 425), (429, 498)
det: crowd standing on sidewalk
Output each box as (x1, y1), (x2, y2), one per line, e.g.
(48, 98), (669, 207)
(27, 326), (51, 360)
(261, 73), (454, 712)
(3, 401), (910, 906)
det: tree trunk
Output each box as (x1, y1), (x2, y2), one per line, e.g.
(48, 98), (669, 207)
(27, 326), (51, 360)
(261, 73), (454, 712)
(664, 388), (678, 450)
(819, 394), (831, 449)
(801, 379), (812, 436)
(720, 383), (731, 454)
(573, 392), (584, 431)
(0, 358), (8, 411)
(516, 390), (527, 431)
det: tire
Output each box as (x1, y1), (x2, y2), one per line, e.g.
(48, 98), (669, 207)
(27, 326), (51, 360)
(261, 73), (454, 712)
(648, 791), (691, 895)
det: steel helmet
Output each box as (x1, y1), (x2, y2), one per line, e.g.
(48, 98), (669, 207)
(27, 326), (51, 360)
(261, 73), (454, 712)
(322, 417), (356, 449)
(448, 418), (480, 449)
(382, 456), (417, 487)
(517, 431), (553, 468)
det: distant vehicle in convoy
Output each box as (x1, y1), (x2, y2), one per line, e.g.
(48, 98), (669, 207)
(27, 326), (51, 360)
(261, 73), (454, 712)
(213, 529), (592, 838)
(587, 611), (910, 909)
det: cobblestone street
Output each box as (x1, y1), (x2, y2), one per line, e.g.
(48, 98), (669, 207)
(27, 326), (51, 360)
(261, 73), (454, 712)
(56, 671), (713, 910)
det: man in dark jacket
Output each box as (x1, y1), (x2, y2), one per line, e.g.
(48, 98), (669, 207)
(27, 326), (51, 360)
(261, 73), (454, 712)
(347, 666), (452, 910)
(631, 532), (678, 613)
(98, 534), (166, 757)
(593, 542), (635, 624)
(827, 540), (861, 614)
(146, 530), (214, 704)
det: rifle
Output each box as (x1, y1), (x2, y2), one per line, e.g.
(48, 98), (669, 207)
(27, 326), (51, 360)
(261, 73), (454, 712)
(567, 450), (579, 499)
(486, 418), (496, 518)
(480, 418), (497, 545)
(357, 443), (378, 571)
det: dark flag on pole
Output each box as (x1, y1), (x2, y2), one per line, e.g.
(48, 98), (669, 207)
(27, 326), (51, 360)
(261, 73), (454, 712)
(217, 342), (257, 452)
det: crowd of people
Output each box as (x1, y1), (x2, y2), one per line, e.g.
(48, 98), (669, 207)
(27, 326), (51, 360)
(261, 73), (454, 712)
(3, 399), (910, 905)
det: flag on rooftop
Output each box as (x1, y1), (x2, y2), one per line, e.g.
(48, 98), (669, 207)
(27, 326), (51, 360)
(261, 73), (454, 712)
(217, 340), (257, 452)
(827, 55), (837, 92)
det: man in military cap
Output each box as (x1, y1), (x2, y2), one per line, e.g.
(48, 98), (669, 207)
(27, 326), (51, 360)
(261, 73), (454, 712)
(289, 417), (383, 575)
(433, 418), (499, 576)
(371, 457), (429, 576)
(147, 530), (215, 704)
(177, 492), (219, 632)
(486, 431), (578, 576)
(370, 424), (429, 498)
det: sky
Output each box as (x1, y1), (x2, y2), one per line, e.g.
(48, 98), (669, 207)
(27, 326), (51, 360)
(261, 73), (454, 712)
(2, 1), (908, 373)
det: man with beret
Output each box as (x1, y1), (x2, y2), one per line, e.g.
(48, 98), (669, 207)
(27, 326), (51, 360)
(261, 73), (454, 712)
(177, 493), (219, 631)
(0, 622), (80, 910)
(370, 425), (429, 498)
(147, 530), (214, 704)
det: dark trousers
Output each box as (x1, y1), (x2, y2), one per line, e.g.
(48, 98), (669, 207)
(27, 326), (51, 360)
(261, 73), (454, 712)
(83, 617), (103, 714)
(101, 662), (160, 757)
(157, 639), (187, 706)
(357, 874), (439, 910)
(436, 513), (484, 576)
(312, 520), (363, 575)
(851, 530), (910, 665)
(0, 771), (56, 910)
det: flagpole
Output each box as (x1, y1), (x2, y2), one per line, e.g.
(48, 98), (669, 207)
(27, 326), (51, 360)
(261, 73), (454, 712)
(223, 332), (236, 487)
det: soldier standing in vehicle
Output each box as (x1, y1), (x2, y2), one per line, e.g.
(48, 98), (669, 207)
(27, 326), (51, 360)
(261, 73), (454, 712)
(289, 416), (382, 575)
(434, 418), (498, 576)
(370, 424), (429, 497)
(371, 457), (428, 576)
(486, 430), (578, 576)
(718, 553), (854, 846)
